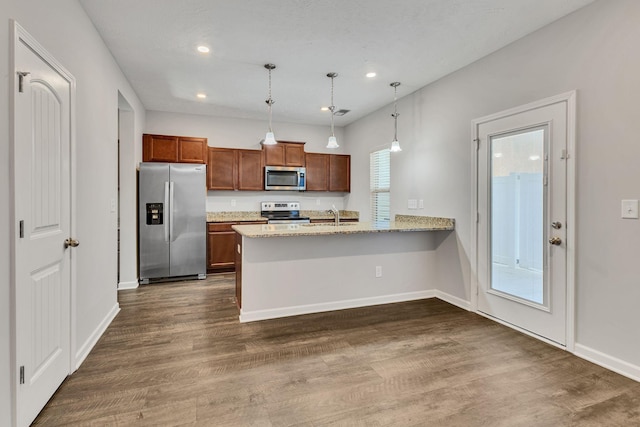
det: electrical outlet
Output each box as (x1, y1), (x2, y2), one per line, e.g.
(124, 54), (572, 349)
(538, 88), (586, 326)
(375, 266), (382, 278)
(419, 199), (424, 209)
(231, 199), (236, 207)
(316, 199), (321, 206)
(110, 198), (116, 213)
(621, 199), (638, 219)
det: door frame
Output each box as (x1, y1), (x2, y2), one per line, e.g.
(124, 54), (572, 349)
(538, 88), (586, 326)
(9, 20), (77, 425)
(470, 91), (576, 352)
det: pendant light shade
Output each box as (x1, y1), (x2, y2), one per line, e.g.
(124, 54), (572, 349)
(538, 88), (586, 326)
(326, 72), (339, 149)
(390, 82), (402, 152)
(262, 63), (277, 145)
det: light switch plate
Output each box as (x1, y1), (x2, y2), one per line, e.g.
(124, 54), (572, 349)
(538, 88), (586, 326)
(408, 199), (418, 209)
(621, 199), (639, 219)
(418, 199), (424, 209)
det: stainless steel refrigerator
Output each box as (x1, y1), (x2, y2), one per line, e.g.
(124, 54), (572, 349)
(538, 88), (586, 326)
(138, 162), (206, 284)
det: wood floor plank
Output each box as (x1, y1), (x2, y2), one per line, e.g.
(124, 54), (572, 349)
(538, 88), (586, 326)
(33, 274), (639, 426)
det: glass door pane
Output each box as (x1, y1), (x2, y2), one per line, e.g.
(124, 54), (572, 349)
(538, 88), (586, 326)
(490, 128), (546, 305)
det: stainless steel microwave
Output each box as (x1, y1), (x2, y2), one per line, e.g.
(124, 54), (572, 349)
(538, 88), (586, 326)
(264, 166), (306, 191)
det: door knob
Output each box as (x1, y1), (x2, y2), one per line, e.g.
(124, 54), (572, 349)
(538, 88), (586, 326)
(548, 237), (562, 246)
(64, 238), (80, 248)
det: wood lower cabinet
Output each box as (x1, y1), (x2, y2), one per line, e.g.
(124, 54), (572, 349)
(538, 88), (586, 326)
(143, 134), (207, 163)
(207, 221), (266, 273)
(235, 232), (242, 308)
(263, 141), (305, 167)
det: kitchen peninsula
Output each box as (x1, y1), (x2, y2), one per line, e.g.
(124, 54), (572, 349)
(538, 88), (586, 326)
(233, 215), (454, 322)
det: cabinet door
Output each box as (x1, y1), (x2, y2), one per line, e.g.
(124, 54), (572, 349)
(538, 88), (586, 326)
(263, 144), (285, 166)
(207, 223), (236, 271)
(305, 153), (329, 191)
(284, 144), (305, 166)
(235, 232), (242, 308)
(263, 142), (305, 166)
(208, 148), (236, 190)
(237, 149), (263, 190)
(178, 137), (207, 164)
(329, 154), (351, 192)
(143, 134), (178, 162)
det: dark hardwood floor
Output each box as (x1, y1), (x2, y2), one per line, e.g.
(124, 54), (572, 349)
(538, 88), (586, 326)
(34, 274), (640, 426)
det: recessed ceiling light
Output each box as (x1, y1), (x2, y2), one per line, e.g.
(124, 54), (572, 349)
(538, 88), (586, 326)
(494, 153), (503, 158)
(196, 93), (207, 99)
(366, 72), (376, 78)
(321, 106), (329, 111)
(197, 46), (210, 53)
(529, 155), (540, 161)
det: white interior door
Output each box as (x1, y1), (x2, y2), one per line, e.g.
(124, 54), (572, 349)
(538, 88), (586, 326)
(475, 94), (574, 346)
(13, 23), (75, 426)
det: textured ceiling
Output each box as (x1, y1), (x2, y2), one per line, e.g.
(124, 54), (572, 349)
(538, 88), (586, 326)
(79, 0), (594, 126)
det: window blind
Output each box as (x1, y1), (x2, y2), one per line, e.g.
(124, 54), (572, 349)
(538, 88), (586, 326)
(370, 148), (390, 222)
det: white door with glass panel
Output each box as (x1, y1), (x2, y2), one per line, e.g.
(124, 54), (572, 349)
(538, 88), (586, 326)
(475, 95), (573, 346)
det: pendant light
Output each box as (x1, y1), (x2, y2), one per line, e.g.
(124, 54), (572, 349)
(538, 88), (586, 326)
(262, 63), (277, 145)
(326, 72), (339, 149)
(390, 82), (402, 152)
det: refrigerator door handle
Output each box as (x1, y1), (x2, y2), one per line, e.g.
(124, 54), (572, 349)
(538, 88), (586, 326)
(164, 181), (170, 242)
(169, 181), (175, 242)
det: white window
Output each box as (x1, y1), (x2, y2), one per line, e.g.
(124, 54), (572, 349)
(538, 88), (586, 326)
(370, 148), (390, 222)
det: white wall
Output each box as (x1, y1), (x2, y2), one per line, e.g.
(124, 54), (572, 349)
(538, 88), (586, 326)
(145, 111), (350, 213)
(1, 1), (145, 425)
(346, 0), (640, 374)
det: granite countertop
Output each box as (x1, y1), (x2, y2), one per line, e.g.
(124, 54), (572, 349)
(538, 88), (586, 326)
(206, 210), (359, 223)
(232, 214), (454, 238)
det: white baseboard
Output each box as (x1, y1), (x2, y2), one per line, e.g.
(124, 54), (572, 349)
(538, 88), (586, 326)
(118, 279), (139, 290)
(240, 290), (437, 323)
(74, 303), (120, 370)
(434, 290), (471, 311)
(574, 343), (640, 383)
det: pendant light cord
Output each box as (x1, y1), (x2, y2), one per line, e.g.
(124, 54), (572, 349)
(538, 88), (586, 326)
(392, 84), (399, 141)
(266, 66), (274, 133)
(329, 74), (335, 137)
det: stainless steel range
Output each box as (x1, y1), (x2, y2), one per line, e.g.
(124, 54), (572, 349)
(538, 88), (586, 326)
(261, 202), (310, 224)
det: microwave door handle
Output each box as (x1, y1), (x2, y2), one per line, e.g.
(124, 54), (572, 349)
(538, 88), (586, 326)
(164, 182), (170, 242)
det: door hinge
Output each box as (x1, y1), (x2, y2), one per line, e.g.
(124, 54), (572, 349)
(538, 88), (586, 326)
(476, 212), (480, 223)
(473, 138), (480, 151)
(19, 220), (24, 238)
(19, 366), (24, 384)
(560, 149), (568, 160)
(17, 71), (30, 93)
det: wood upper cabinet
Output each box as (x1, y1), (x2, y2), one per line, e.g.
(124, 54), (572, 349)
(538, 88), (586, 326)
(178, 136), (208, 163)
(208, 147), (263, 191)
(305, 153), (350, 192)
(143, 134), (207, 164)
(208, 147), (236, 190)
(263, 141), (305, 167)
(237, 149), (263, 190)
(305, 153), (330, 191)
(329, 154), (351, 192)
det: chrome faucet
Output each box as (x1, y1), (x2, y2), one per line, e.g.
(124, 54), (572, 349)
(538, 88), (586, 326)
(329, 205), (340, 226)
